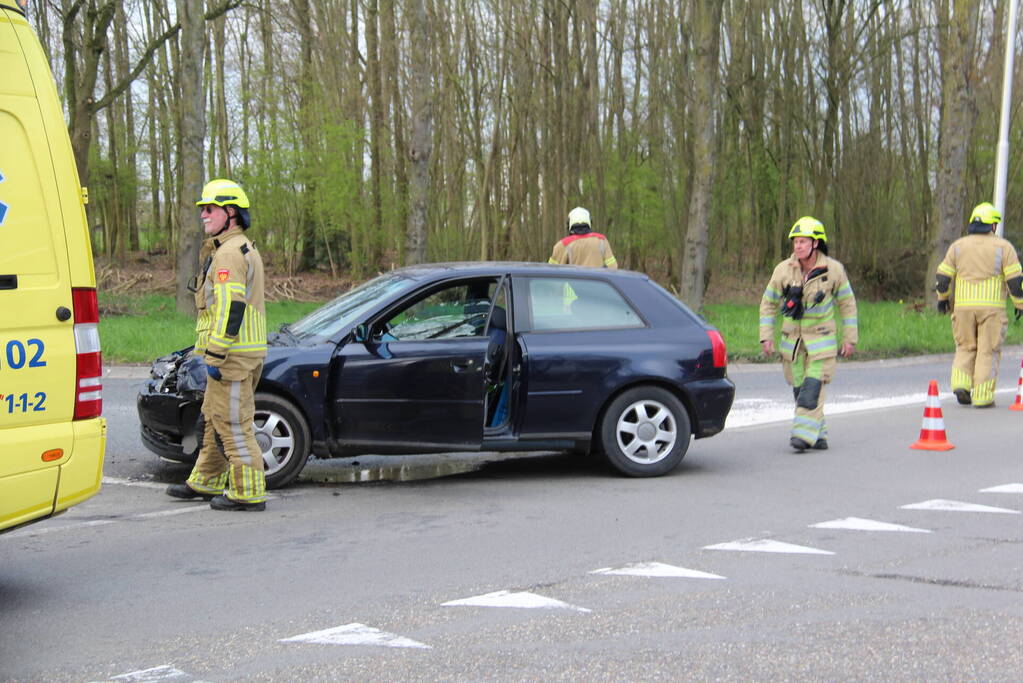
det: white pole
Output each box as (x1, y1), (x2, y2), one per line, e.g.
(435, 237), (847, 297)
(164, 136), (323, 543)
(994, 0), (1020, 237)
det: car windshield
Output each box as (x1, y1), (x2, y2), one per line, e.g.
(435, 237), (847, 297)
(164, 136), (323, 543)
(287, 273), (416, 342)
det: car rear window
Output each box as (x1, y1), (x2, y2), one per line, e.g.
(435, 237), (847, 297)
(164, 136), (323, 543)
(527, 277), (643, 331)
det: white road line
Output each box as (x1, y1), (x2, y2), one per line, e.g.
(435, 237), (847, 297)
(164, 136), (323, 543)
(704, 538), (835, 555)
(726, 387), (1014, 429)
(442, 590), (591, 612)
(96, 664), (190, 681)
(900, 499), (1021, 514)
(134, 505), (209, 519)
(590, 562), (726, 579)
(6, 505), (208, 539)
(809, 517), (931, 533)
(280, 623), (430, 649)
(102, 476), (168, 490)
(979, 483), (1023, 493)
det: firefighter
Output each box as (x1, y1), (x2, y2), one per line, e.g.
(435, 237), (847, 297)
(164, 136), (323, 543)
(935, 202), (1023, 407)
(548, 206), (618, 268)
(166, 179), (269, 510)
(759, 217), (858, 452)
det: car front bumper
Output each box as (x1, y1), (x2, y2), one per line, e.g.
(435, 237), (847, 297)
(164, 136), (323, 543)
(137, 378), (201, 464)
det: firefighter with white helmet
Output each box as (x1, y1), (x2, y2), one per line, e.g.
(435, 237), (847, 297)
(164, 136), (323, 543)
(166, 178), (268, 510)
(935, 201), (1023, 407)
(759, 216), (858, 452)
(548, 206), (618, 268)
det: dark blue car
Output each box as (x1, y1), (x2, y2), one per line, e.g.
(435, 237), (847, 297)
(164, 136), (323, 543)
(137, 263), (734, 487)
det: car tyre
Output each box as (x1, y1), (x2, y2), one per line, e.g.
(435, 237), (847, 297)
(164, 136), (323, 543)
(598, 386), (690, 477)
(192, 393), (311, 489)
(254, 393), (311, 489)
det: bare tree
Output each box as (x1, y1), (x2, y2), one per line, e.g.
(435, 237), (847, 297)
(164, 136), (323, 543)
(678, 0), (724, 310)
(405, 0), (433, 264)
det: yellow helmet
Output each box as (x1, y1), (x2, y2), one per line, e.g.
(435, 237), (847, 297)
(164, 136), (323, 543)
(788, 216), (827, 243)
(970, 202), (1001, 225)
(196, 178), (250, 208)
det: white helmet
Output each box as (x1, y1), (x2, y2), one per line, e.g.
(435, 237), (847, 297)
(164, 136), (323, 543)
(567, 206), (591, 232)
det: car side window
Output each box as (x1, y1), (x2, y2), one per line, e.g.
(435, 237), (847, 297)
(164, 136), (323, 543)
(383, 281), (495, 341)
(528, 277), (642, 331)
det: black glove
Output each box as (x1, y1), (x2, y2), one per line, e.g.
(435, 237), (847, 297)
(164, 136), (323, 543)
(936, 300), (949, 314)
(1016, 308), (1023, 322)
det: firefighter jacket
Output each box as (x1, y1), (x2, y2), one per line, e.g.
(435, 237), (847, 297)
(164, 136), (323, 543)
(549, 232), (618, 269)
(759, 253), (858, 360)
(193, 226), (267, 380)
(936, 233), (1023, 310)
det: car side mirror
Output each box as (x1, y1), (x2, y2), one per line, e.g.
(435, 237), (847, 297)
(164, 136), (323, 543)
(354, 323), (369, 343)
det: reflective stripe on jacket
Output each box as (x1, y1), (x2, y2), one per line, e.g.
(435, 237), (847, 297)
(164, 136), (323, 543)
(936, 233), (1023, 309)
(548, 232), (618, 268)
(759, 253), (858, 361)
(194, 227), (267, 376)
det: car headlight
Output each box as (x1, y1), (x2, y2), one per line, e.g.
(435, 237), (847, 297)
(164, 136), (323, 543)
(150, 360), (177, 379)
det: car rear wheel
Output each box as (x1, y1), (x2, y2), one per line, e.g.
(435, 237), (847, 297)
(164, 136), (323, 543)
(598, 386), (690, 477)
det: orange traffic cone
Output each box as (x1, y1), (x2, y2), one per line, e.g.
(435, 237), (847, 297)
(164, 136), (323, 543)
(1010, 358), (1023, 411)
(910, 380), (954, 451)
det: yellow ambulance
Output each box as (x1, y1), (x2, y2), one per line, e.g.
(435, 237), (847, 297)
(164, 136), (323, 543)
(0, 0), (106, 533)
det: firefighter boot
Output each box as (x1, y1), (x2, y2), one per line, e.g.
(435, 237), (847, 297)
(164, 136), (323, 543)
(166, 483), (214, 500)
(210, 494), (266, 512)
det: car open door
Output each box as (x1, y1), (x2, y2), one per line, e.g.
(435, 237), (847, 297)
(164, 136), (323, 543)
(329, 278), (497, 450)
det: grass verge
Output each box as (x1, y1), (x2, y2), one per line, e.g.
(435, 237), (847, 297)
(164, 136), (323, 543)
(704, 300), (1023, 362)
(99, 293), (321, 364)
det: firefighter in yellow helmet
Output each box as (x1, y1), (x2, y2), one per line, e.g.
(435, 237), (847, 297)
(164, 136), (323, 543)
(935, 202), (1023, 407)
(548, 206), (618, 268)
(166, 179), (269, 510)
(759, 217), (858, 452)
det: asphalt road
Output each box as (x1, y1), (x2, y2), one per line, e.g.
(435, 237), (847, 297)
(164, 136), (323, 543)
(2, 353), (1023, 681)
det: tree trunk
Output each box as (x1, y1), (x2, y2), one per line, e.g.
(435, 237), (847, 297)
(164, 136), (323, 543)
(926, 0), (979, 305)
(678, 0), (723, 311)
(175, 0), (208, 315)
(405, 0), (432, 264)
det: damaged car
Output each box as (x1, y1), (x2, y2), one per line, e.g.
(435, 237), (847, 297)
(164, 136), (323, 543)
(137, 263), (734, 488)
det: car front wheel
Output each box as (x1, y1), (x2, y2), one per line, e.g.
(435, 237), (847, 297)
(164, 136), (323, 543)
(253, 393), (311, 489)
(192, 392), (311, 489)
(598, 386), (691, 477)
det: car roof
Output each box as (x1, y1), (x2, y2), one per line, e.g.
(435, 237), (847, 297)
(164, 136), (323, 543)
(391, 261), (652, 283)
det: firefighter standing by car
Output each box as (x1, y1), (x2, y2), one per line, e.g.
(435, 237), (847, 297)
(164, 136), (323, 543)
(935, 202), (1023, 407)
(759, 217), (858, 452)
(549, 206), (618, 268)
(166, 179), (269, 510)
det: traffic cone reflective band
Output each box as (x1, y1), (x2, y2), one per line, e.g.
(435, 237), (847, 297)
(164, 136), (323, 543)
(1010, 358), (1023, 411)
(910, 380), (954, 451)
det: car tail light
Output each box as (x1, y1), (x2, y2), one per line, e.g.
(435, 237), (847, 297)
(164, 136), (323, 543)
(72, 287), (103, 419)
(706, 329), (727, 369)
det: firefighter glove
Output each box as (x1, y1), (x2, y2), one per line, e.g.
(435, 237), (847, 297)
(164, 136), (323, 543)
(206, 364), (222, 381)
(936, 300), (949, 315)
(1016, 308), (1023, 322)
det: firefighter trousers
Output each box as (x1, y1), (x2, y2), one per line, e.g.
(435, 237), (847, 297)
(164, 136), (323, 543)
(782, 345), (836, 447)
(950, 308), (1006, 407)
(186, 363), (266, 503)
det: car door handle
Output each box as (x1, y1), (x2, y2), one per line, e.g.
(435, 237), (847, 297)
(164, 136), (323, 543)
(450, 359), (476, 373)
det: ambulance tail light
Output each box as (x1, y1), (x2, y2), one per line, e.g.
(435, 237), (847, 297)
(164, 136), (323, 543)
(706, 329), (727, 369)
(72, 287), (102, 419)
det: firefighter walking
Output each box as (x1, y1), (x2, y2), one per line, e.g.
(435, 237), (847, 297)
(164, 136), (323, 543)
(166, 179), (269, 510)
(549, 206), (618, 269)
(935, 202), (1023, 408)
(759, 217), (858, 452)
